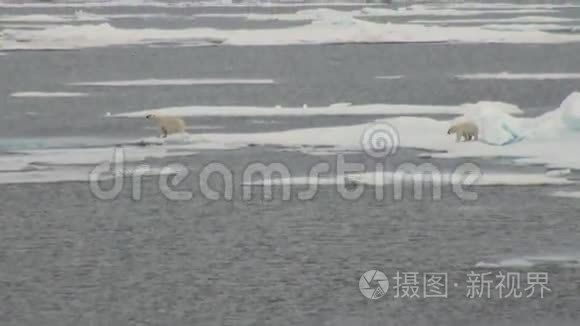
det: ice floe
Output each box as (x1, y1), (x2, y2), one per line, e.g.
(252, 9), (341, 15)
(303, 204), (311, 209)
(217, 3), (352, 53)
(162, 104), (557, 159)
(4, 12), (580, 50)
(353, 6), (557, 17)
(427, 2), (580, 10)
(0, 12), (106, 23)
(0, 144), (198, 184)
(476, 254), (580, 269)
(375, 75), (404, 80)
(70, 78), (276, 86)
(113, 102), (522, 118)
(550, 191), (580, 199)
(244, 172), (572, 187)
(173, 92), (580, 170)
(0, 0), (379, 8)
(347, 171), (572, 186)
(412, 16), (576, 24)
(456, 73), (580, 80)
(10, 92), (89, 98)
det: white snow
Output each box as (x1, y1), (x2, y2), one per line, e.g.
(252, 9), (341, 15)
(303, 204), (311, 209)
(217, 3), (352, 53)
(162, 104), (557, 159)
(70, 78), (276, 86)
(113, 102), (523, 118)
(11, 92), (89, 98)
(456, 73), (580, 80)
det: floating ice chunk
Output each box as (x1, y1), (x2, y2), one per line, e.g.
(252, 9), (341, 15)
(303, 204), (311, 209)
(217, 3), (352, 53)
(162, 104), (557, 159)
(244, 171), (572, 187)
(4, 15), (580, 51)
(242, 176), (345, 186)
(70, 78), (276, 86)
(476, 255), (580, 269)
(346, 171), (572, 186)
(355, 6), (556, 17)
(375, 75), (404, 80)
(475, 258), (534, 269)
(456, 72), (580, 80)
(113, 101), (522, 118)
(329, 102), (352, 107)
(413, 16), (576, 24)
(0, 13), (107, 23)
(546, 169), (571, 177)
(558, 92), (580, 131)
(11, 92), (88, 98)
(551, 190), (580, 198)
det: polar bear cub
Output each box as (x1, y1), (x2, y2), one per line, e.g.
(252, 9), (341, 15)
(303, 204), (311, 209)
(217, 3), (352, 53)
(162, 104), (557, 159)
(447, 121), (479, 142)
(145, 114), (186, 138)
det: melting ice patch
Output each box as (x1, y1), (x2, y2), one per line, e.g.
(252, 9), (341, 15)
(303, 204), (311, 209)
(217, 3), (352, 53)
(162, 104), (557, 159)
(456, 73), (580, 80)
(70, 78), (276, 86)
(11, 92), (89, 98)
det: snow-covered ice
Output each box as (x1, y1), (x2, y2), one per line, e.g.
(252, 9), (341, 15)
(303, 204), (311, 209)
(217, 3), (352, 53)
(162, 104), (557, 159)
(244, 172), (572, 187)
(113, 102), (522, 118)
(4, 12), (580, 50)
(163, 92), (580, 171)
(456, 73), (580, 80)
(550, 191), (580, 199)
(476, 254), (580, 268)
(11, 92), (89, 98)
(70, 78), (276, 86)
(412, 16), (576, 24)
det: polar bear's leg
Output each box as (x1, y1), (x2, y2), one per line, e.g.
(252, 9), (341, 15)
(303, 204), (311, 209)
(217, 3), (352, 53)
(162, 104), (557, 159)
(456, 133), (461, 142)
(461, 131), (469, 142)
(161, 126), (168, 138)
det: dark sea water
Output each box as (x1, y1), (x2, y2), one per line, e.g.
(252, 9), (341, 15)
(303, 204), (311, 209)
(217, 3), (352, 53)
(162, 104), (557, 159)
(0, 1), (580, 325)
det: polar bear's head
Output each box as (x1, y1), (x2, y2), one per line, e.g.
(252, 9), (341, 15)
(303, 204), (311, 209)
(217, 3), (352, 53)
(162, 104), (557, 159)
(145, 114), (156, 119)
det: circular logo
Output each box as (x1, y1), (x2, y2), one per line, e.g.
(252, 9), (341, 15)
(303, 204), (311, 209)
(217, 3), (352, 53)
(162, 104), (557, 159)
(360, 123), (399, 158)
(359, 270), (389, 300)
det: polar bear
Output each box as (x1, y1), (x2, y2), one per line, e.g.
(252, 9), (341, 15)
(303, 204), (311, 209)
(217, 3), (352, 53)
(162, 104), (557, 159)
(145, 114), (186, 138)
(447, 121), (479, 142)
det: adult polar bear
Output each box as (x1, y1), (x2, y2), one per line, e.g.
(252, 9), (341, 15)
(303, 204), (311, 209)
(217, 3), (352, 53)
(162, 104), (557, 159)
(447, 121), (479, 142)
(146, 114), (187, 138)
